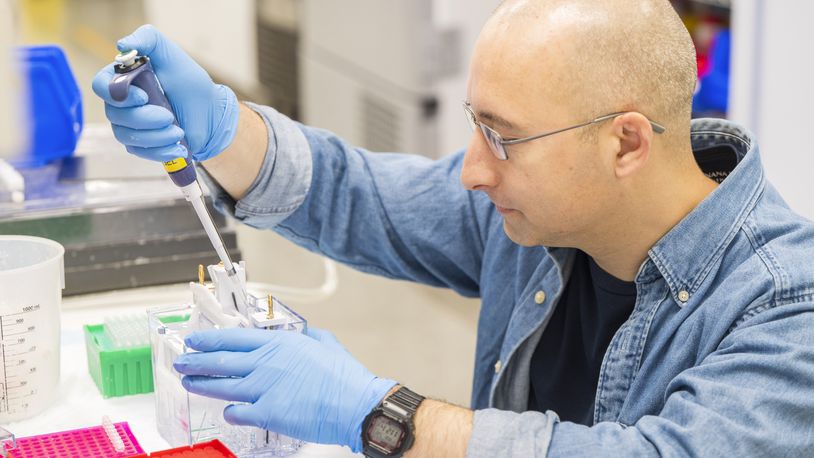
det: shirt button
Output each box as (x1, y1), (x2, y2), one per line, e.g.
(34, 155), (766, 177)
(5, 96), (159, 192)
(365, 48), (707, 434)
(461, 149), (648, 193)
(534, 290), (546, 304)
(494, 360), (502, 373)
(678, 290), (690, 302)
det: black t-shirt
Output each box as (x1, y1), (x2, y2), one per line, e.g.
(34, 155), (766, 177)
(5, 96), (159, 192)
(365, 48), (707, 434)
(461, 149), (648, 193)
(527, 250), (637, 425)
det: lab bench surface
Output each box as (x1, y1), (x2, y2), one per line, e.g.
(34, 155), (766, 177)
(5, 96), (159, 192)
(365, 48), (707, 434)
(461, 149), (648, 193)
(4, 284), (357, 457)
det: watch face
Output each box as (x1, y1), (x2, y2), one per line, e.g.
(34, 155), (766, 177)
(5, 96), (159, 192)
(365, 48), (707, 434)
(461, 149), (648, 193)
(366, 414), (406, 451)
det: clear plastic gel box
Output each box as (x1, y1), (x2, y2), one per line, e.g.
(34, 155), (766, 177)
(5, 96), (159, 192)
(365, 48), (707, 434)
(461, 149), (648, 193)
(148, 294), (306, 458)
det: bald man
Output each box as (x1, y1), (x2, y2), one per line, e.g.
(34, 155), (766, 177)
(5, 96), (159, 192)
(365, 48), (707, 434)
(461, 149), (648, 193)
(93, 0), (814, 456)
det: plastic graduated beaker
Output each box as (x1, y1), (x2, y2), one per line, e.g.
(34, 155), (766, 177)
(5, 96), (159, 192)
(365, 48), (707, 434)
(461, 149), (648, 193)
(0, 236), (64, 422)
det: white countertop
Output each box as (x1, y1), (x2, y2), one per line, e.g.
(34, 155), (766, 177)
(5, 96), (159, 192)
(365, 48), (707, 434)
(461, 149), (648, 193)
(4, 284), (357, 457)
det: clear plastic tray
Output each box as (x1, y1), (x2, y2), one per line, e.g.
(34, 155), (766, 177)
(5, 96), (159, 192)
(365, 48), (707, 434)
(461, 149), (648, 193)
(148, 296), (306, 457)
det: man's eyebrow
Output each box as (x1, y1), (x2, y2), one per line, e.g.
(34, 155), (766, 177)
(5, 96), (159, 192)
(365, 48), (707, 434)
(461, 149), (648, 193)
(477, 109), (520, 131)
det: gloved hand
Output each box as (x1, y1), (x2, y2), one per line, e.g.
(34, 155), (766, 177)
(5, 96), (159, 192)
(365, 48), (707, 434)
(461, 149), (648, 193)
(173, 327), (397, 452)
(91, 24), (239, 162)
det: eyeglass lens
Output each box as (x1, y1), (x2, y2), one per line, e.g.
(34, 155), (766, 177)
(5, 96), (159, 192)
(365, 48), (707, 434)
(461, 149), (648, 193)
(481, 125), (506, 160)
(464, 105), (507, 160)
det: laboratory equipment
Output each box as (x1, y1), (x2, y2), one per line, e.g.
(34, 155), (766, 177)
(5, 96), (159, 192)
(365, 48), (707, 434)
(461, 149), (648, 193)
(149, 263), (306, 457)
(299, 0), (497, 157)
(1, 420), (142, 457)
(0, 160), (23, 204)
(13, 45), (83, 168)
(0, 236), (64, 422)
(104, 314), (150, 349)
(0, 2), (25, 204)
(129, 439), (236, 458)
(84, 313), (189, 398)
(0, 426), (15, 458)
(0, 130), (240, 296)
(108, 49), (248, 314)
(84, 318), (153, 398)
(0, 0), (24, 161)
(103, 415), (126, 453)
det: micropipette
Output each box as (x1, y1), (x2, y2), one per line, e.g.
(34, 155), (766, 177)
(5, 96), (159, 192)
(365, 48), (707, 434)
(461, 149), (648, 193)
(108, 50), (248, 316)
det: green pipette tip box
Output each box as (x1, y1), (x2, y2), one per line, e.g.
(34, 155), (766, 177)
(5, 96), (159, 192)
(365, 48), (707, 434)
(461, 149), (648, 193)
(84, 314), (189, 398)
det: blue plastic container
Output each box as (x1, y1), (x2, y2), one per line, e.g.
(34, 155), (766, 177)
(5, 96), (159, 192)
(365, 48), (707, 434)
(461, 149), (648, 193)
(13, 45), (83, 168)
(692, 29), (730, 116)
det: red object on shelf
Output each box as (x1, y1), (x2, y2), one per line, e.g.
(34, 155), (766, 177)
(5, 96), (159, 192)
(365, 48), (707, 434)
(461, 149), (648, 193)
(696, 54), (710, 78)
(126, 439), (237, 458)
(5, 422), (143, 458)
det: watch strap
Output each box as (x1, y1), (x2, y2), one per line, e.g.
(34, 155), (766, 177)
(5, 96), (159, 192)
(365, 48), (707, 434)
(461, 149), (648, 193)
(383, 386), (425, 419)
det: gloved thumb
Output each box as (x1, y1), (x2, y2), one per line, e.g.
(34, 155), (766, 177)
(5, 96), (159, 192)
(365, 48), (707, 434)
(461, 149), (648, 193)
(117, 24), (180, 71)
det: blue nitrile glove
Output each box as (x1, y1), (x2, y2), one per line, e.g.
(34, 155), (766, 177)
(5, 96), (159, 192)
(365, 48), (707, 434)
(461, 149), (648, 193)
(173, 327), (397, 453)
(91, 24), (238, 162)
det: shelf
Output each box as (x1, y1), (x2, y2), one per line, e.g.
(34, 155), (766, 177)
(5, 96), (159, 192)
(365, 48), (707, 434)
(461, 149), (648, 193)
(689, 0), (731, 10)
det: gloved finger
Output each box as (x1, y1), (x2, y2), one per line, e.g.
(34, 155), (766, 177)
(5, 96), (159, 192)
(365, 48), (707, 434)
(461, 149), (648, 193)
(106, 104), (175, 130)
(223, 404), (278, 429)
(181, 375), (256, 403)
(306, 328), (348, 353)
(112, 124), (184, 149)
(117, 24), (181, 71)
(91, 64), (148, 107)
(185, 328), (280, 353)
(223, 404), (266, 429)
(126, 143), (187, 162)
(173, 350), (255, 378)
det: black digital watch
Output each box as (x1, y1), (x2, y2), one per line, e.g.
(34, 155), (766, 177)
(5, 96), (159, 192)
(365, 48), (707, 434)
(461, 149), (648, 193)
(361, 386), (425, 457)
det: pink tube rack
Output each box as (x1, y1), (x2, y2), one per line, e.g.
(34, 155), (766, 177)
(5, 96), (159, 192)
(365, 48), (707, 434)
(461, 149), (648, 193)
(5, 422), (143, 458)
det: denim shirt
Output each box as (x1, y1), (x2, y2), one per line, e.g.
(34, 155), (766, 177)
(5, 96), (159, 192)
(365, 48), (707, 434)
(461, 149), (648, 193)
(203, 105), (814, 457)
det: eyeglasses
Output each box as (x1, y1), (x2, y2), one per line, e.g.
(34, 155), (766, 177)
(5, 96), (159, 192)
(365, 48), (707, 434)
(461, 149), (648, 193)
(463, 102), (666, 160)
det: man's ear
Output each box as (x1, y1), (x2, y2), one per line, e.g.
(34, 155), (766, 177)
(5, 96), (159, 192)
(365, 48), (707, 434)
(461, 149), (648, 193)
(609, 112), (654, 179)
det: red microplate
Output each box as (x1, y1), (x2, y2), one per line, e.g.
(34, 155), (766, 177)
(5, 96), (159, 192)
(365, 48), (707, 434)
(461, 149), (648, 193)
(6, 422), (143, 458)
(126, 439), (236, 458)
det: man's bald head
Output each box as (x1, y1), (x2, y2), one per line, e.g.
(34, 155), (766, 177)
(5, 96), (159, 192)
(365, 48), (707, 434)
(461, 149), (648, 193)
(463, 0), (717, 261)
(482, 0), (697, 145)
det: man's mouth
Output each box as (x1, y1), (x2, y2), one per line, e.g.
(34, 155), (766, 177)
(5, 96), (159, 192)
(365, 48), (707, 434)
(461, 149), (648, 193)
(485, 193), (517, 215)
(495, 204), (516, 215)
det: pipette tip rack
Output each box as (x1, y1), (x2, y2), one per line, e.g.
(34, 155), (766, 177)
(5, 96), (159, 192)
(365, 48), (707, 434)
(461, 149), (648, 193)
(84, 313), (190, 398)
(84, 314), (153, 398)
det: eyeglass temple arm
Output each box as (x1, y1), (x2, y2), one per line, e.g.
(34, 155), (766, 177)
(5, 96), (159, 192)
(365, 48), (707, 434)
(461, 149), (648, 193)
(589, 112), (667, 134)
(500, 112), (666, 146)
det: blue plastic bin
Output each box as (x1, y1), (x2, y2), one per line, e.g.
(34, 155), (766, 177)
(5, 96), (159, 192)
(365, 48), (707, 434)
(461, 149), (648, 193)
(692, 29), (730, 116)
(13, 45), (83, 168)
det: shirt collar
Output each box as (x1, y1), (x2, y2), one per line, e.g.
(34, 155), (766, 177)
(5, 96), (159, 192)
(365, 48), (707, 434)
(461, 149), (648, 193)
(639, 119), (765, 304)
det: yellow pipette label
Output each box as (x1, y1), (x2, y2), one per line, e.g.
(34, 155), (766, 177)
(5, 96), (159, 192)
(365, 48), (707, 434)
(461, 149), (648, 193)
(163, 158), (188, 173)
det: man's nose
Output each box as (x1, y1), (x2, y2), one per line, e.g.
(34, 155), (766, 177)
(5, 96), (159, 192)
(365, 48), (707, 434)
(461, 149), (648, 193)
(461, 131), (500, 191)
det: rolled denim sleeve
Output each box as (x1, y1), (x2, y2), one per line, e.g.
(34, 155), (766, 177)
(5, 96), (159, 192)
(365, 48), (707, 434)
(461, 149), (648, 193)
(198, 102), (312, 228)
(202, 102), (494, 296)
(468, 303), (814, 457)
(271, 124), (496, 297)
(467, 409), (558, 457)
